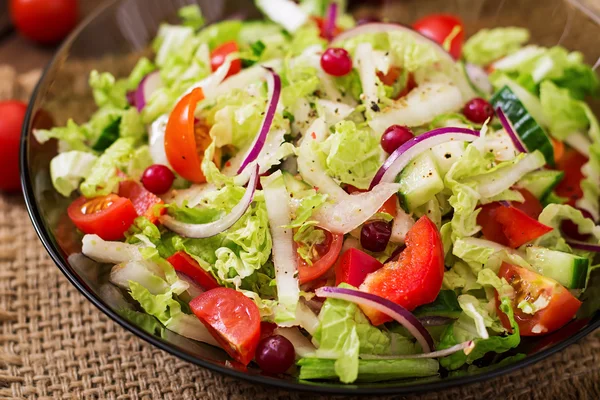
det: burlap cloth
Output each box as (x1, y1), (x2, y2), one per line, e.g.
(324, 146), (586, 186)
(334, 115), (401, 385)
(1, 31), (600, 400)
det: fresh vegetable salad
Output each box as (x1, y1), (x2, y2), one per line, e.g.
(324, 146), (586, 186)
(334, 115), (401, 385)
(35, 0), (600, 383)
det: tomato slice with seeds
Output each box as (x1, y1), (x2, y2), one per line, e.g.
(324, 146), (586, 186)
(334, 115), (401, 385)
(554, 148), (588, 206)
(118, 179), (165, 223)
(166, 251), (220, 290)
(497, 263), (581, 336)
(190, 287), (261, 365)
(164, 88), (208, 183)
(297, 228), (343, 284)
(67, 194), (137, 241)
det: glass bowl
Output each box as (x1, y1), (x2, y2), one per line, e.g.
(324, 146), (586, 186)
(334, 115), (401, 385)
(20, 0), (600, 395)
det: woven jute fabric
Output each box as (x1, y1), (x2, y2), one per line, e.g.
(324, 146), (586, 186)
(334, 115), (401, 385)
(0, 196), (598, 400)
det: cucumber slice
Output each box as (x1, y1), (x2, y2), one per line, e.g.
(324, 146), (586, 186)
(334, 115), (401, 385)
(396, 150), (444, 212)
(517, 170), (564, 200)
(430, 141), (467, 177)
(491, 85), (555, 166)
(282, 171), (312, 197)
(525, 246), (589, 289)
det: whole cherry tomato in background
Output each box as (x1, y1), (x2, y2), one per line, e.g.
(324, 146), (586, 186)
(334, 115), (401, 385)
(0, 100), (27, 192)
(9, 0), (79, 45)
(413, 14), (465, 60)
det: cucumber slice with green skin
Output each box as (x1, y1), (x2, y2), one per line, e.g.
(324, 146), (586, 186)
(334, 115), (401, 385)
(430, 141), (467, 177)
(525, 246), (589, 289)
(491, 85), (555, 166)
(396, 150), (444, 213)
(282, 170), (312, 197)
(516, 170), (564, 200)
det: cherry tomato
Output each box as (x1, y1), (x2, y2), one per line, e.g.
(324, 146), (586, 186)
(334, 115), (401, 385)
(9, 0), (78, 44)
(118, 178), (165, 223)
(335, 248), (383, 287)
(67, 194), (137, 241)
(166, 251), (220, 291)
(496, 263), (581, 336)
(554, 148), (587, 206)
(297, 229), (343, 284)
(359, 216), (444, 325)
(164, 88), (208, 183)
(210, 41), (242, 79)
(413, 14), (464, 59)
(0, 100), (27, 192)
(190, 287), (261, 365)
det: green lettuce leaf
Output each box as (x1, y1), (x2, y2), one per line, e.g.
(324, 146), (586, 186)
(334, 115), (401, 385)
(540, 81), (589, 140)
(318, 120), (383, 189)
(536, 204), (600, 250)
(80, 138), (135, 198)
(49, 151), (98, 197)
(127, 57), (156, 89)
(89, 70), (129, 109)
(178, 4), (205, 30)
(463, 27), (530, 66)
(33, 119), (90, 152)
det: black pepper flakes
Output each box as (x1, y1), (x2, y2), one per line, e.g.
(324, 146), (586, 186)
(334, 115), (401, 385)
(371, 102), (380, 112)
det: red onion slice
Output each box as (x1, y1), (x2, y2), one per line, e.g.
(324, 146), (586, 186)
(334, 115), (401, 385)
(237, 67), (282, 173)
(360, 341), (474, 360)
(315, 286), (435, 353)
(566, 240), (600, 252)
(369, 127), (480, 189)
(496, 107), (528, 153)
(324, 2), (338, 41)
(133, 71), (162, 112)
(160, 164), (259, 238)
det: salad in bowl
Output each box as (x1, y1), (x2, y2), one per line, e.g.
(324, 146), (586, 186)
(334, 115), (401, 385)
(34, 0), (600, 383)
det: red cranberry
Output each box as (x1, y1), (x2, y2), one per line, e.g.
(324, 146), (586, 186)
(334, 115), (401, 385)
(320, 48), (353, 77)
(381, 125), (414, 153)
(463, 98), (494, 124)
(141, 164), (175, 195)
(255, 335), (295, 375)
(361, 220), (392, 252)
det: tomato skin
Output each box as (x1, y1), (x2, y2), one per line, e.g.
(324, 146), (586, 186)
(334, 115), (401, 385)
(478, 190), (552, 248)
(312, 16), (343, 39)
(166, 251), (220, 290)
(497, 264), (581, 336)
(555, 149), (587, 206)
(164, 88), (207, 183)
(190, 288), (261, 365)
(359, 216), (444, 325)
(0, 100), (27, 192)
(298, 230), (343, 284)
(10, 0), (78, 44)
(413, 14), (464, 59)
(377, 67), (417, 99)
(67, 195), (137, 241)
(210, 41), (242, 79)
(118, 179), (165, 223)
(335, 248), (383, 287)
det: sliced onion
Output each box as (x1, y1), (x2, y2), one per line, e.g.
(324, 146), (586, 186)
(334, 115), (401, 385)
(148, 114), (171, 167)
(160, 164), (259, 238)
(315, 286), (434, 352)
(369, 127), (480, 189)
(82, 234), (143, 264)
(179, 54), (236, 103)
(133, 71), (162, 112)
(360, 341), (474, 360)
(496, 107), (527, 153)
(418, 315), (457, 327)
(176, 272), (204, 298)
(274, 327), (317, 358)
(162, 182), (217, 208)
(324, 2), (338, 41)
(465, 63), (492, 96)
(566, 240), (600, 252)
(262, 171), (300, 314)
(390, 201), (414, 245)
(237, 67), (282, 173)
(314, 182), (401, 234)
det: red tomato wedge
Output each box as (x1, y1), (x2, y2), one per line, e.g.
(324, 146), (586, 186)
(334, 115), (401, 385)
(210, 41), (242, 79)
(555, 148), (587, 206)
(67, 194), (137, 241)
(118, 179), (165, 223)
(478, 189), (552, 248)
(335, 248), (383, 287)
(164, 88), (207, 183)
(190, 288), (261, 365)
(497, 263), (581, 336)
(166, 251), (219, 290)
(413, 14), (465, 60)
(359, 216), (444, 325)
(297, 229), (343, 284)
